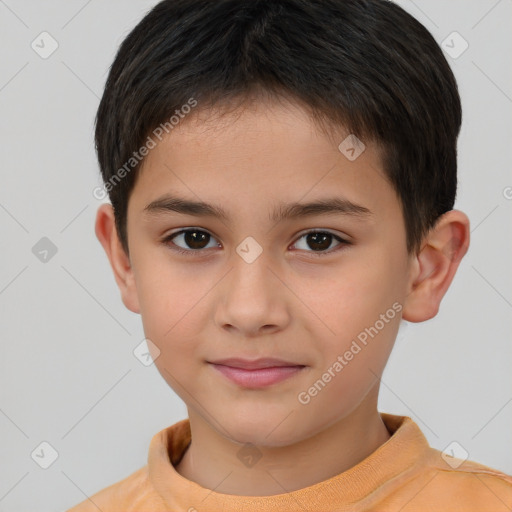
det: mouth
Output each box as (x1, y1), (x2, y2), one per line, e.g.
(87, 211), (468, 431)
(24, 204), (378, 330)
(207, 357), (305, 370)
(207, 358), (306, 388)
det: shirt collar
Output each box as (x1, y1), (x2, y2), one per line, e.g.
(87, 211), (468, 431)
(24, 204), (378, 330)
(148, 412), (432, 511)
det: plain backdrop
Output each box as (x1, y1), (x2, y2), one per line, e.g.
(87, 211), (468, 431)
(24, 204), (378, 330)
(0, 1), (511, 511)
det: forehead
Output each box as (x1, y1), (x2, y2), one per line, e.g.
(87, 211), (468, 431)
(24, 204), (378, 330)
(130, 99), (399, 227)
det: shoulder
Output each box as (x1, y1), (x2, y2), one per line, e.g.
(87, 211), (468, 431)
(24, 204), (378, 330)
(404, 449), (512, 509)
(65, 465), (164, 512)
(435, 449), (512, 480)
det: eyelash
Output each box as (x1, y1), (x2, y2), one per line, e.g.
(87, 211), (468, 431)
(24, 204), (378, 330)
(161, 228), (351, 258)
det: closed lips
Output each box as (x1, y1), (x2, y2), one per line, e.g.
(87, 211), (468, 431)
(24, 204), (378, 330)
(208, 358), (305, 370)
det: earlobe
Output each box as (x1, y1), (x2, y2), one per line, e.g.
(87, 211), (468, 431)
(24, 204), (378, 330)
(402, 210), (470, 323)
(94, 203), (140, 314)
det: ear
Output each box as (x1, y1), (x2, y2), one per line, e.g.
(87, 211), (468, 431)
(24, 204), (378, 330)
(402, 209), (470, 322)
(94, 203), (140, 314)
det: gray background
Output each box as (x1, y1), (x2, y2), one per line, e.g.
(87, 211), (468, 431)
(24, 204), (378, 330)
(0, 1), (511, 511)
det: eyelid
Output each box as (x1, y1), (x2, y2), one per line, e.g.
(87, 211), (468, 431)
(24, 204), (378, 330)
(293, 228), (348, 241)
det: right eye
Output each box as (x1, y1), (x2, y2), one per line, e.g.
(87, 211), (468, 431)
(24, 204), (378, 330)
(162, 228), (221, 256)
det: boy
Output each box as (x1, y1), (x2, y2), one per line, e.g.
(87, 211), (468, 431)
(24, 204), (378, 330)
(68, 0), (512, 510)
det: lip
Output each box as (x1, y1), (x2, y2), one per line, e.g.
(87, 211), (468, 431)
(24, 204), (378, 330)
(208, 358), (306, 388)
(208, 357), (303, 370)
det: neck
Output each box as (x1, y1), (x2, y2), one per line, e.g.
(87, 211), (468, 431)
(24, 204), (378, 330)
(175, 394), (391, 496)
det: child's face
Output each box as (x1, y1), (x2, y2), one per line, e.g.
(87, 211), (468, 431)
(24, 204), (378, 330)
(121, 99), (415, 445)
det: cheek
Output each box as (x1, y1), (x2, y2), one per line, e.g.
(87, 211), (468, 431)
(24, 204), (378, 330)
(133, 250), (210, 333)
(142, 281), (201, 389)
(303, 260), (391, 335)
(305, 252), (401, 370)
(140, 287), (203, 395)
(297, 317), (399, 420)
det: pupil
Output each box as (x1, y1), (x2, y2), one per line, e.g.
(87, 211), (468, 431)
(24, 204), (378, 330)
(308, 232), (331, 251)
(185, 230), (209, 249)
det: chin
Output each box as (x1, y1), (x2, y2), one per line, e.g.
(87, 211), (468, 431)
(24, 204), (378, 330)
(221, 415), (304, 448)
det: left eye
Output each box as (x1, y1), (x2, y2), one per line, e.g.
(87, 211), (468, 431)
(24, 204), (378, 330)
(162, 229), (349, 256)
(292, 231), (348, 255)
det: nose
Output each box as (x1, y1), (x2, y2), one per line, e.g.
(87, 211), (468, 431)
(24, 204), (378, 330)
(213, 249), (291, 337)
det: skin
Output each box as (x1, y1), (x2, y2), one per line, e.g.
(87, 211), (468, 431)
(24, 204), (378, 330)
(95, 97), (470, 496)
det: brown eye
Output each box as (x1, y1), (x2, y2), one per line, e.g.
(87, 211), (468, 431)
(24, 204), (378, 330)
(181, 230), (210, 249)
(163, 229), (219, 254)
(162, 228), (350, 258)
(305, 232), (332, 251)
(292, 230), (349, 256)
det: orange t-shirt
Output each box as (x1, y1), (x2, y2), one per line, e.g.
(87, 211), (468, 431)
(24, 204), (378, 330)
(66, 412), (512, 511)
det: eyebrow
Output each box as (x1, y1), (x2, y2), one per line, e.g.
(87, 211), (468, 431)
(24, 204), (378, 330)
(143, 194), (373, 223)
